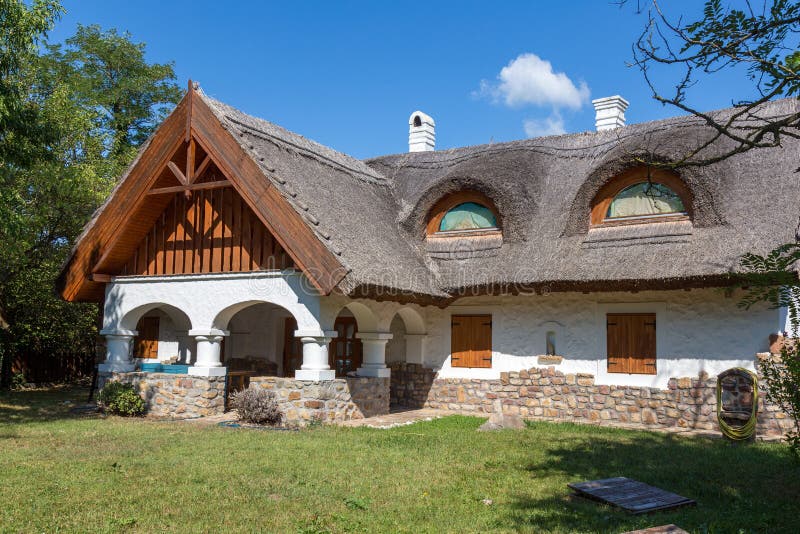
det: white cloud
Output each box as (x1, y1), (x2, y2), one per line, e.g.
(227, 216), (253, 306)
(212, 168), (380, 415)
(478, 53), (590, 109)
(523, 113), (566, 137)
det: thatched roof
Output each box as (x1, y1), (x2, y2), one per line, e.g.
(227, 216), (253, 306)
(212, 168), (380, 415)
(204, 93), (800, 303)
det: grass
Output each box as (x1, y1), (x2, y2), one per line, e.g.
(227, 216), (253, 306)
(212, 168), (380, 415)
(1, 387), (799, 533)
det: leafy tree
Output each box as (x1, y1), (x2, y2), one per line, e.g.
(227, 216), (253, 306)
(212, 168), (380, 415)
(0, 0), (62, 168)
(738, 246), (800, 458)
(39, 24), (182, 160)
(629, 0), (799, 167)
(0, 18), (181, 387)
(628, 1), (800, 453)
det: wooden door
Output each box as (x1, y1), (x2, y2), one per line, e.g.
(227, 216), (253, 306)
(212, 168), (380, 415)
(283, 318), (303, 376)
(606, 313), (656, 374)
(135, 317), (160, 359)
(329, 316), (362, 377)
(451, 315), (492, 368)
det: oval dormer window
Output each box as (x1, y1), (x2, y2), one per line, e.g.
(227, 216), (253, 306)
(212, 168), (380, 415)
(606, 182), (686, 221)
(426, 192), (501, 236)
(439, 202), (498, 232)
(590, 167), (692, 227)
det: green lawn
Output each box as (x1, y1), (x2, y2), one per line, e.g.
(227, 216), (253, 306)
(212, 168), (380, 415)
(1, 388), (799, 533)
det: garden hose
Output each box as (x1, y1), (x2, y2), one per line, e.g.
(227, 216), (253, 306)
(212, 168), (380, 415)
(716, 367), (758, 441)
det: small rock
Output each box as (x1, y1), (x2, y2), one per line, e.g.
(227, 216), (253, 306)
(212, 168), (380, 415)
(482, 499), (493, 506)
(478, 412), (525, 431)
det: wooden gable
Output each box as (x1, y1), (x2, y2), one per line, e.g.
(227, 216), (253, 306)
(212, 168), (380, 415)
(120, 176), (294, 276)
(58, 82), (346, 301)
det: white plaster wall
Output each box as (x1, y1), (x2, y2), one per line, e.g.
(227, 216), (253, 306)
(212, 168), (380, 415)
(103, 270), (323, 334)
(385, 315), (407, 363)
(423, 289), (777, 388)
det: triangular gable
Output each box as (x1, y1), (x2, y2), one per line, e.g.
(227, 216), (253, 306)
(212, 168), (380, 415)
(58, 83), (346, 302)
(120, 185), (295, 276)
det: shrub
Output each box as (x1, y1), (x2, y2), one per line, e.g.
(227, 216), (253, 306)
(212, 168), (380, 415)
(230, 386), (282, 425)
(98, 382), (146, 416)
(11, 372), (26, 390)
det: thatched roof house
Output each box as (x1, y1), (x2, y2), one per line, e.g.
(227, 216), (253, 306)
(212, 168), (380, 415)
(57, 84), (798, 432)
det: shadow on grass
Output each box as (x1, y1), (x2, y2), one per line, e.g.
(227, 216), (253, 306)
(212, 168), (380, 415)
(0, 386), (95, 425)
(497, 423), (800, 533)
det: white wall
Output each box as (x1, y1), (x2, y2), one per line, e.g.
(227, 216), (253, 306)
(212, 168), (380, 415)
(423, 289), (777, 388)
(385, 315), (407, 363)
(103, 270), (322, 334)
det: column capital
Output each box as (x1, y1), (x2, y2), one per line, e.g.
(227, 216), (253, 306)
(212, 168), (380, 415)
(99, 328), (138, 338)
(188, 328), (229, 337)
(356, 332), (393, 342)
(295, 329), (337, 342)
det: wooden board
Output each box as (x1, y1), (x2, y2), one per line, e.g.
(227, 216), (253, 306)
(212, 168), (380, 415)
(568, 477), (696, 515)
(120, 182), (293, 276)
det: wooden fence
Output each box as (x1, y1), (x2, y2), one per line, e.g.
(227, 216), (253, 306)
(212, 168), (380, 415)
(11, 351), (96, 383)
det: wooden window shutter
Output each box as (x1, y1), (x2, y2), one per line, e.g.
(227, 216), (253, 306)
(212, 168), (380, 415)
(451, 315), (492, 368)
(606, 313), (656, 375)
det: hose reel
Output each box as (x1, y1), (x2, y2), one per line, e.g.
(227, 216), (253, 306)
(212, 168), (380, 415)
(716, 367), (759, 441)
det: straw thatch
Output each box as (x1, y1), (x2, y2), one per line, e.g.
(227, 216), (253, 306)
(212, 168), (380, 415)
(202, 93), (800, 303)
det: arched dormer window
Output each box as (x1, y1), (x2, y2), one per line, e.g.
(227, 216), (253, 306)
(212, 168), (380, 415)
(590, 167), (691, 227)
(426, 192), (501, 236)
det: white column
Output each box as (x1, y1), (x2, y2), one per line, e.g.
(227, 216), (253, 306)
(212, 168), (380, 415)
(404, 334), (427, 365)
(295, 330), (337, 381)
(356, 332), (393, 378)
(98, 329), (137, 373)
(188, 329), (228, 377)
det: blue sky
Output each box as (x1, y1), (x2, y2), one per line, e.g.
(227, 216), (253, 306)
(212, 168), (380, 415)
(48, 1), (750, 159)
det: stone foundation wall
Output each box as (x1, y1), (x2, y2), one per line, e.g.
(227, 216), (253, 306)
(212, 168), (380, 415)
(98, 372), (226, 419)
(389, 362), (435, 408)
(389, 363), (789, 437)
(251, 376), (390, 426)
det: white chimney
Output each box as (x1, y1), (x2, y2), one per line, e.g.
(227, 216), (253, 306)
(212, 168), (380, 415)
(592, 95), (629, 131)
(409, 111), (435, 152)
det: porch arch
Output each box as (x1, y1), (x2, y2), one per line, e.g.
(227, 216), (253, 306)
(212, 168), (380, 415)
(384, 307), (427, 366)
(119, 302), (193, 332)
(327, 301), (379, 332)
(211, 299), (318, 332)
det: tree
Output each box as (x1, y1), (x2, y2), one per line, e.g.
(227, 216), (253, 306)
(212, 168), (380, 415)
(0, 0), (62, 168)
(40, 24), (182, 160)
(0, 20), (181, 387)
(628, 1), (800, 455)
(629, 0), (800, 167)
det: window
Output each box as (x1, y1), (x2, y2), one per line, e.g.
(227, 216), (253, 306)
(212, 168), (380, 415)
(451, 315), (492, 368)
(439, 202), (498, 232)
(427, 192), (501, 236)
(606, 182), (685, 220)
(590, 167), (691, 227)
(606, 313), (656, 374)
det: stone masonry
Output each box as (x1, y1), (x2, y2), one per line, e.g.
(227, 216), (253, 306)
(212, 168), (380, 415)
(251, 376), (390, 426)
(390, 360), (790, 438)
(98, 372), (226, 419)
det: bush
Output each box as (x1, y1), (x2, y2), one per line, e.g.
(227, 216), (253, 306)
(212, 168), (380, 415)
(11, 372), (26, 390)
(98, 382), (146, 416)
(230, 386), (282, 426)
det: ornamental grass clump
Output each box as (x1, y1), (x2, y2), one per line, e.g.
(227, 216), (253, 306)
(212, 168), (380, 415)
(98, 382), (146, 416)
(230, 386), (282, 426)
